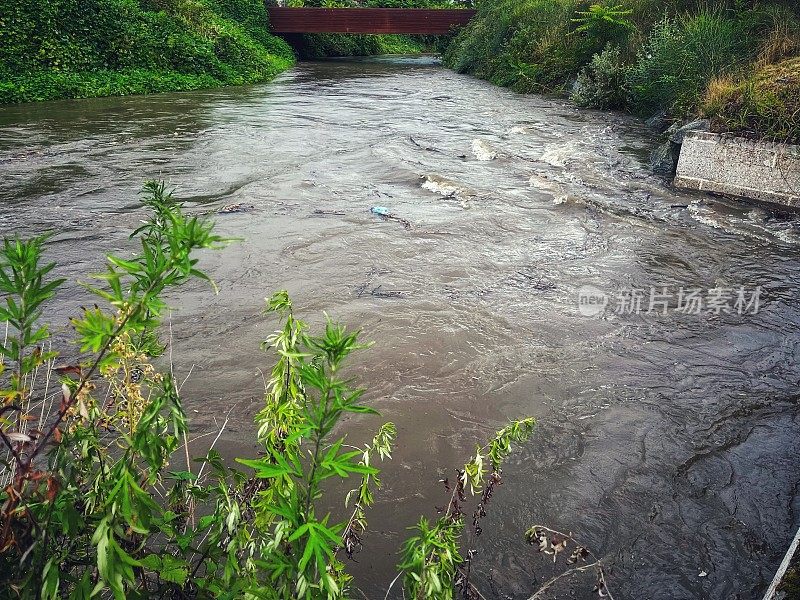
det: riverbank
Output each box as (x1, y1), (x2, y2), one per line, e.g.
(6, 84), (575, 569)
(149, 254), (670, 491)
(0, 0), (295, 104)
(444, 0), (800, 145)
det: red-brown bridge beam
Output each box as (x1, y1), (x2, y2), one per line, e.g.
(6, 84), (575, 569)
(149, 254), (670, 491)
(266, 7), (476, 35)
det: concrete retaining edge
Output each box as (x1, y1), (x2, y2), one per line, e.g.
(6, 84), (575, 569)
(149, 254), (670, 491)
(674, 132), (800, 208)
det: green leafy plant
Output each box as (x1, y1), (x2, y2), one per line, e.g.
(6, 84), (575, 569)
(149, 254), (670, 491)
(571, 44), (630, 109)
(0, 181), (230, 598)
(0, 182), (546, 599)
(0, 0), (294, 104)
(235, 290), (401, 599)
(445, 0), (610, 93)
(571, 3), (635, 44)
(626, 12), (749, 116)
(398, 419), (536, 599)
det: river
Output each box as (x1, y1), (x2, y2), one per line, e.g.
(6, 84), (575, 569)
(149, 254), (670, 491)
(1, 56), (799, 599)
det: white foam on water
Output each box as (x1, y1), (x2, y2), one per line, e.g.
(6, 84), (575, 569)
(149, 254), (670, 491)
(471, 139), (497, 161)
(421, 174), (478, 209)
(688, 202), (725, 229)
(540, 141), (579, 167)
(421, 175), (462, 197)
(528, 173), (562, 192)
(528, 173), (569, 204)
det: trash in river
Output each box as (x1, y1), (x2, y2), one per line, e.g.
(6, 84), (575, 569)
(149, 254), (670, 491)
(354, 283), (405, 299)
(369, 206), (411, 230)
(218, 203), (254, 214)
(311, 209), (346, 217)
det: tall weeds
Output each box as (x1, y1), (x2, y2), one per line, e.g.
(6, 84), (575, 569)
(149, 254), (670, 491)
(627, 11), (750, 116)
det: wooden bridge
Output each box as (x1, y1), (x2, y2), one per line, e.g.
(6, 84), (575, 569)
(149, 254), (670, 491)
(266, 7), (476, 35)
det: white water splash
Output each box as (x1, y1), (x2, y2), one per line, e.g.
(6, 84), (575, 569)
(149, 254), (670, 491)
(421, 175), (463, 197)
(421, 175), (477, 208)
(471, 139), (497, 161)
(688, 202), (724, 229)
(540, 141), (579, 167)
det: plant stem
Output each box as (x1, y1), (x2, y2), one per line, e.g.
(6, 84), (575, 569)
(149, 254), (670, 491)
(302, 380), (333, 524)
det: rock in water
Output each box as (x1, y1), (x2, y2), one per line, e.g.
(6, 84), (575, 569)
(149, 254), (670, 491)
(645, 111), (670, 132)
(669, 119), (710, 145)
(650, 119), (710, 178)
(651, 141), (680, 178)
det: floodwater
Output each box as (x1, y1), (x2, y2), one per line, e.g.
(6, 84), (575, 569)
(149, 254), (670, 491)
(1, 56), (799, 599)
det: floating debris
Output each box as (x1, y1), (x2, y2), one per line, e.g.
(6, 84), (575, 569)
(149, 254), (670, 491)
(370, 206), (411, 229)
(355, 283), (406, 299)
(218, 203), (254, 214)
(409, 136), (441, 153)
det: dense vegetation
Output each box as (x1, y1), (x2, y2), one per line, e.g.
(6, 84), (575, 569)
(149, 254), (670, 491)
(298, 33), (427, 60)
(3, 0), (798, 143)
(445, 0), (800, 142)
(0, 0), (295, 103)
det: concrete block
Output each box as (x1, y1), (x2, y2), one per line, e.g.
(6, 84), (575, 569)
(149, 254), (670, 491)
(674, 131), (800, 208)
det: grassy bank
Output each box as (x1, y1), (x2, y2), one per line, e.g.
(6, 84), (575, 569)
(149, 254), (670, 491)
(0, 0), (295, 104)
(444, 0), (800, 143)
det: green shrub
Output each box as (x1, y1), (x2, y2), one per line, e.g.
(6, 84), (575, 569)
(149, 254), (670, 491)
(626, 12), (750, 116)
(572, 3), (635, 46)
(444, 0), (520, 77)
(571, 44), (629, 109)
(446, 0), (599, 92)
(445, 0), (640, 93)
(444, 0), (799, 136)
(739, 3), (800, 66)
(0, 69), (223, 104)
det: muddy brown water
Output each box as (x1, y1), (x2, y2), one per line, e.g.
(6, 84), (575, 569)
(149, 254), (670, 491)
(1, 56), (799, 599)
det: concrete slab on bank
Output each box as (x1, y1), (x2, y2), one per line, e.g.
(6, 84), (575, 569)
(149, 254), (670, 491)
(674, 132), (800, 208)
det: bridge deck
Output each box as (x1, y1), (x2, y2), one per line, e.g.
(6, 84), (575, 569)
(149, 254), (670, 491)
(266, 7), (476, 34)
